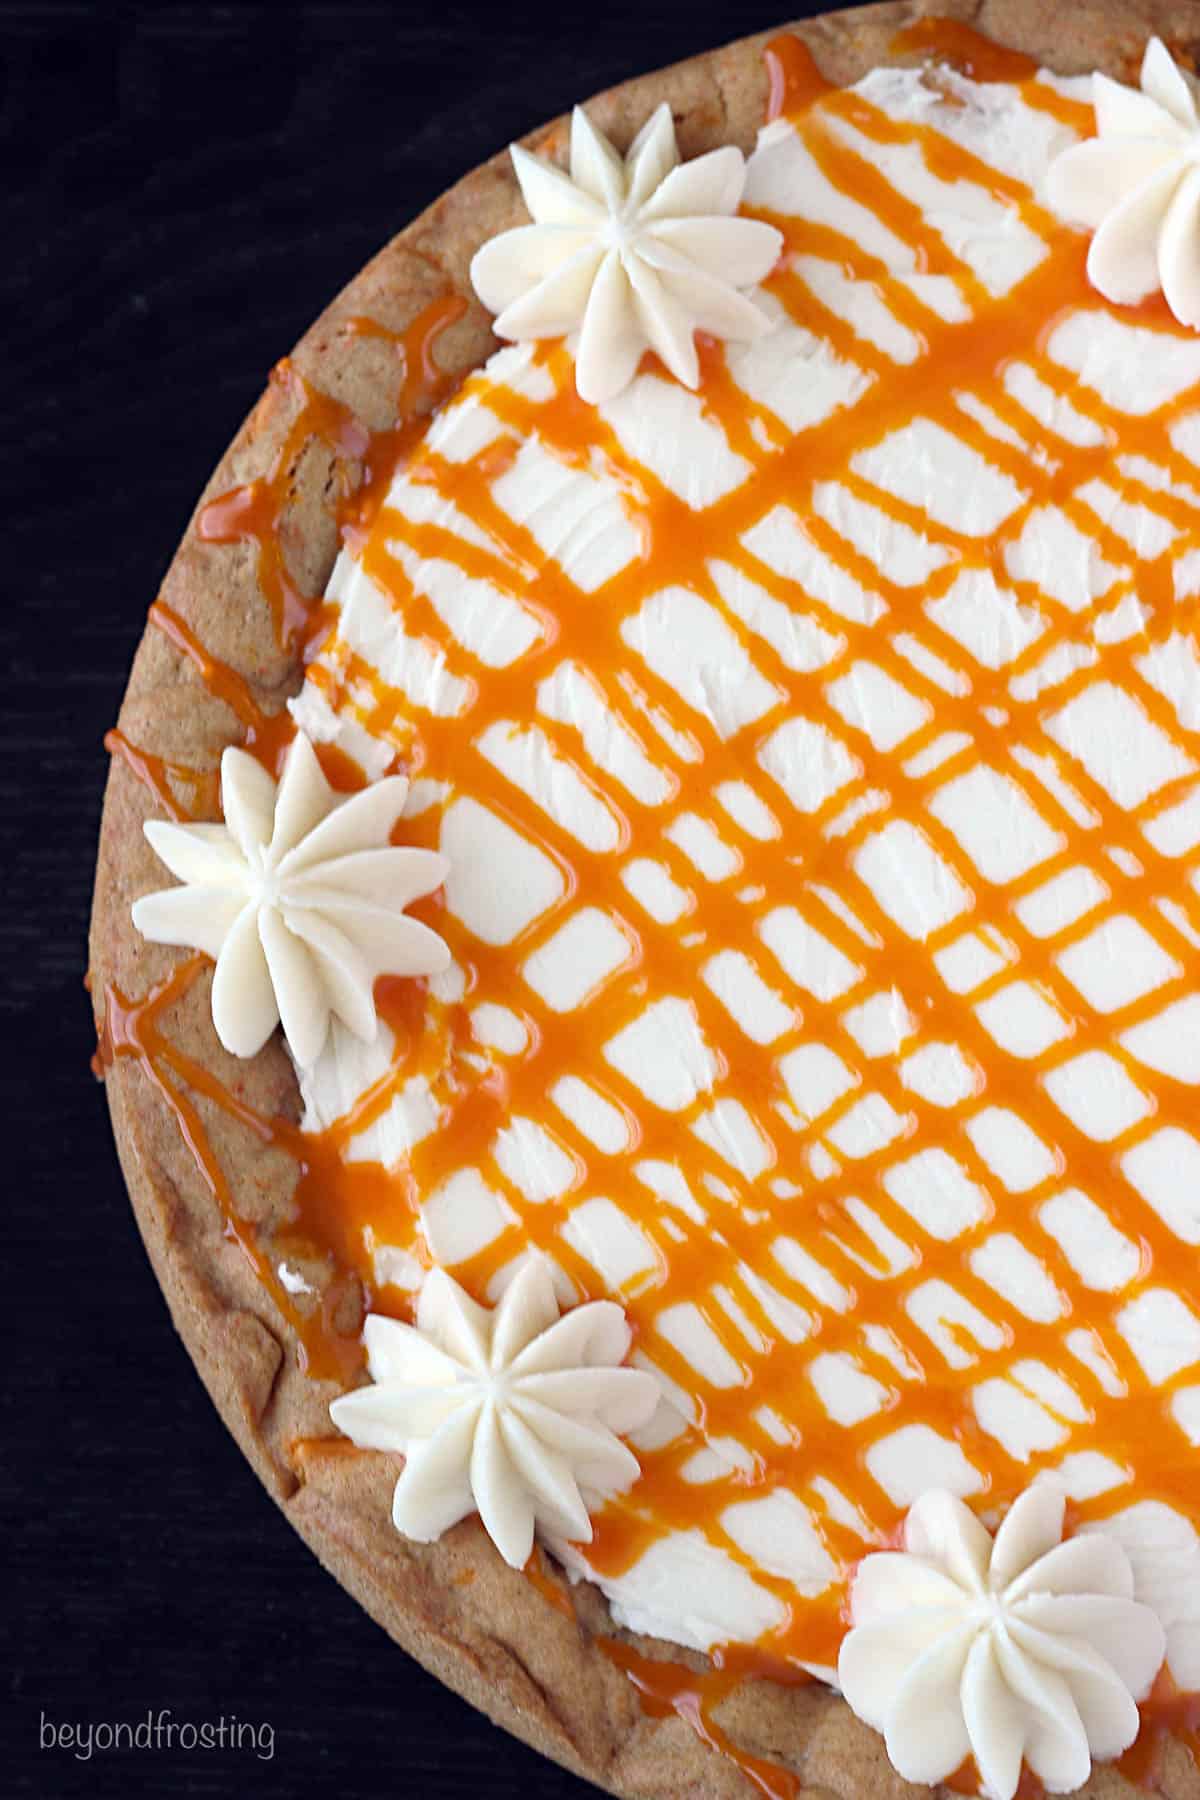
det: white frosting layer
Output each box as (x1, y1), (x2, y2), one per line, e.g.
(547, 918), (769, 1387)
(839, 1484), (1165, 1799)
(471, 103), (782, 403)
(329, 1259), (659, 1568)
(133, 732), (450, 1066)
(296, 58), (1200, 1687)
(1046, 39), (1200, 327)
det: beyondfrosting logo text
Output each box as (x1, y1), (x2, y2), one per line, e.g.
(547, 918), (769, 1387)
(39, 1709), (275, 1762)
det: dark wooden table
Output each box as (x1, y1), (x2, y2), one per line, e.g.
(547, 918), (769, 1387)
(5, 3), (835, 1793)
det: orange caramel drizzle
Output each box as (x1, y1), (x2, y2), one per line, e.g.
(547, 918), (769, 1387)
(764, 32), (836, 122)
(301, 25), (1200, 1646)
(887, 17), (1043, 86)
(148, 599), (300, 775)
(97, 21), (1200, 1794)
(525, 1546), (578, 1621)
(305, 14), (1200, 1730)
(525, 1547), (813, 1788)
(96, 959), (327, 1371)
(93, 957), (378, 1380)
(96, 301), (468, 1374)
(195, 361), (365, 654)
(104, 300), (466, 819)
(1119, 1668), (1200, 1789)
(601, 1638), (805, 1800)
(947, 1761), (1046, 1800)
(102, 727), (220, 823)
(194, 299), (466, 653)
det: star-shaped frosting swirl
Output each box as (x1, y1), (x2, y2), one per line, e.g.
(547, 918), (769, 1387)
(470, 102), (783, 404)
(1046, 37), (1200, 327)
(330, 1260), (661, 1569)
(838, 1484), (1166, 1800)
(132, 731), (450, 1067)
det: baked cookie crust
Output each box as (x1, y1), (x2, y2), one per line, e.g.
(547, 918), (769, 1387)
(89, 3), (1200, 1794)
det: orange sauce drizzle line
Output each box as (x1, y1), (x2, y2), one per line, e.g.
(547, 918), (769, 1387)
(1120, 1668), (1200, 1790)
(194, 296), (466, 651)
(98, 22), (1200, 1798)
(148, 599), (299, 776)
(946, 1759), (1046, 1800)
(102, 727), (219, 823)
(104, 296), (466, 817)
(523, 1553), (813, 1797)
(95, 957), (361, 1381)
(292, 26), (1200, 1783)
(764, 32), (834, 121)
(96, 296), (468, 1379)
(887, 16), (1038, 84)
(303, 41), (1200, 1581)
(600, 1639), (805, 1800)
(195, 361), (366, 654)
(524, 1546), (577, 1621)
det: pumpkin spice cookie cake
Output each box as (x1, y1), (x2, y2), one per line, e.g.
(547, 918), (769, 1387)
(90, 1), (1200, 1794)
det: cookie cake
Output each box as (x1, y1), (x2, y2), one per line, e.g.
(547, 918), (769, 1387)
(90, 2), (1200, 1794)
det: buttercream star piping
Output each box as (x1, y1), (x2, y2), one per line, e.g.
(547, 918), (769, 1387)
(1046, 37), (1200, 327)
(838, 1484), (1166, 1800)
(470, 102), (783, 404)
(330, 1259), (661, 1569)
(132, 731), (451, 1067)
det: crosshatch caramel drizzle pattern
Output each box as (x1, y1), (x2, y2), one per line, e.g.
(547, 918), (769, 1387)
(288, 48), (1200, 1671)
(102, 22), (1200, 1762)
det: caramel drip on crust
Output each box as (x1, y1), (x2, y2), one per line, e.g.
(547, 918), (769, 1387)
(525, 1544), (812, 1780)
(102, 728), (220, 823)
(194, 297), (467, 652)
(103, 300), (466, 814)
(148, 600), (299, 776)
(94, 958), (364, 1381)
(764, 33), (835, 122)
(887, 17), (1040, 86)
(98, 22), (1200, 1793)
(523, 1546), (578, 1620)
(946, 1760), (1047, 1799)
(601, 1638), (807, 1800)
(1119, 1669), (1200, 1789)
(195, 360), (368, 654)
(96, 299), (468, 1374)
(190, 300), (466, 651)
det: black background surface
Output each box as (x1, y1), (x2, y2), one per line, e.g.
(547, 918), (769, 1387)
(5, 2), (840, 1795)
